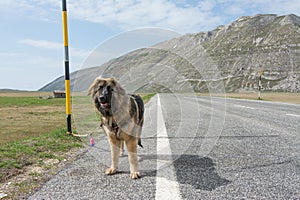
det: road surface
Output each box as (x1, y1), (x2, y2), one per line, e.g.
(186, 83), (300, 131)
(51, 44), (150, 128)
(28, 94), (300, 199)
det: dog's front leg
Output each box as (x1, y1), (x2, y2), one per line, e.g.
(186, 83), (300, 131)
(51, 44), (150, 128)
(106, 135), (121, 175)
(126, 138), (140, 179)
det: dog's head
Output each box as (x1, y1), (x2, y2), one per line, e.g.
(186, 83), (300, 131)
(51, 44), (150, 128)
(88, 77), (125, 113)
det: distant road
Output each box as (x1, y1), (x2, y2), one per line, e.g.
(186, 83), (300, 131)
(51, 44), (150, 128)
(29, 94), (300, 199)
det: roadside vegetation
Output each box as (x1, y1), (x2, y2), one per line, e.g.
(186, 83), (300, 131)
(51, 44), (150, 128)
(0, 94), (66, 144)
(0, 92), (155, 198)
(0, 92), (82, 198)
(224, 92), (300, 104)
(199, 92), (300, 104)
(140, 93), (156, 103)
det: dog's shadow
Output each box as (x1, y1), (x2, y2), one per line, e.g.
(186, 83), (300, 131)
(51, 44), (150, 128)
(139, 154), (230, 191)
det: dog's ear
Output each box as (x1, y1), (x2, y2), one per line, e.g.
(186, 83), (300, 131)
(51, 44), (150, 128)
(88, 78), (101, 97)
(111, 78), (125, 95)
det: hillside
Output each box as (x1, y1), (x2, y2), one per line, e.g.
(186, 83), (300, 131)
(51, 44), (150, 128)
(39, 14), (300, 93)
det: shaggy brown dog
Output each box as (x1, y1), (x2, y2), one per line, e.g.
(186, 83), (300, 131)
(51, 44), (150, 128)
(88, 77), (144, 179)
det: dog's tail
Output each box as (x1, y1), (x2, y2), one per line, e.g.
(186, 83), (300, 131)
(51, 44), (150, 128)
(138, 138), (143, 148)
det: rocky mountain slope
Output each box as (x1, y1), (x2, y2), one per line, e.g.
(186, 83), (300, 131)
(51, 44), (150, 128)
(40, 14), (300, 93)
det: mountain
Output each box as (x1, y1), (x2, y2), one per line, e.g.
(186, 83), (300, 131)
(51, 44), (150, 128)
(39, 14), (300, 93)
(0, 89), (29, 92)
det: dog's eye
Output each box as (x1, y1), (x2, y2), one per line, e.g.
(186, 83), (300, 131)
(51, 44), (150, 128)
(107, 86), (113, 91)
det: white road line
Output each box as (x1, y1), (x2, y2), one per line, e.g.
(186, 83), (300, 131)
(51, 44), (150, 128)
(234, 104), (255, 110)
(156, 94), (181, 200)
(286, 113), (300, 117)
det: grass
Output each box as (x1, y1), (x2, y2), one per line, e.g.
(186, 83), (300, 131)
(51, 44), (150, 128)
(140, 93), (156, 103)
(198, 92), (300, 104)
(224, 92), (300, 104)
(0, 96), (66, 144)
(0, 129), (82, 199)
(0, 129), (82, 182)
(0, 92), (82, 198)
(0, 96), (65, 107)
(0, 92), (155, 190)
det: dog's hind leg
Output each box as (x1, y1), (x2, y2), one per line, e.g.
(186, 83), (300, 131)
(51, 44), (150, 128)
(120, 140), (124, 156)
(106, 135), (121, 175)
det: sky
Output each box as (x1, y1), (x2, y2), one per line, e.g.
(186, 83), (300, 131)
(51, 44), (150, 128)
(1, 0), (300, 91)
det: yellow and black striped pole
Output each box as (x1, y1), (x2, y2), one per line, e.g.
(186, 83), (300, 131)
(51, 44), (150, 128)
(62, 0), (72, 134)
(258, 68), (263, 100)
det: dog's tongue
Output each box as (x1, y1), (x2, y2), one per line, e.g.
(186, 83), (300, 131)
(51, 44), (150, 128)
(101, 102), (108, 108)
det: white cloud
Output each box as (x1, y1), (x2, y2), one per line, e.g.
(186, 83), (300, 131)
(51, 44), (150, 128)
(0, 52), (60, 69)
(0, 51), (63, 90)
(0, 0), (60, 22)
(66, 0), (300, 33)
(19, 39), (90, 61)
(20, 39), (61, 50)
(224, 4), (245, 15)
(197, 0), (216, 12)
(0, 50), (85, 90)
(213, 0), (300, 16)
(4, 0), (300, 34)
(67, 0), (222, 32)
(265, 0), (300, 15)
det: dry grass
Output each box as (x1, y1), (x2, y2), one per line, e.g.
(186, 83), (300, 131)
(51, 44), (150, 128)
(0, 106), (65, 145)
(224, 92), (300, 104)
(0, 92), (155, 145)
(199, 92), (300, 104)
(0, 91), (53, 97)
(0, 92), (66, 145)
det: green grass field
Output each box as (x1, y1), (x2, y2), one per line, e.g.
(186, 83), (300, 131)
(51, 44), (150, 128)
(0, 96), (65, 107)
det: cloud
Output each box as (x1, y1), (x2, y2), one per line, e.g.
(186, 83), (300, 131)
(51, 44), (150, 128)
(0, 52), (60, 68)
(67, 0), (222, 32)
(197, 0), (216, 12)
(20, 39), (61, 50)
(66, 0), (300, 32)
(19, 39), (90, 61)
(5, 0), (300, 33)
(0, 0), (60, 22)
(223, 4), (245, 15)
(213, 0), (300, 16)
(0, 51), (63, 90)
(265, 0), (300, 15)
(0, 49), (87, 90)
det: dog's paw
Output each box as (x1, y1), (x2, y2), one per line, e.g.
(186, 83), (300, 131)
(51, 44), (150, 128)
(105, 168), (117, 175)
(130, 172), (140, 179)
(120, 150), (124, 157)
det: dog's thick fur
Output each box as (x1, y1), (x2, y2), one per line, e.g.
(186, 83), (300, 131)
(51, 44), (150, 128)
(88, 77), (144, 179)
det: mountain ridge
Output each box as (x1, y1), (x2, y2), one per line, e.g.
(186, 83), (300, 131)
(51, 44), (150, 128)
(39, 14), (300, 93)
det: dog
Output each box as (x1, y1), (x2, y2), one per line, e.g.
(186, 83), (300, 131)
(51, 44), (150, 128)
(88, 77), (144, 179)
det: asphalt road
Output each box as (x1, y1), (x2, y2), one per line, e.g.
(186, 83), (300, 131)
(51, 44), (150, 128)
(28, 94), (300, 200)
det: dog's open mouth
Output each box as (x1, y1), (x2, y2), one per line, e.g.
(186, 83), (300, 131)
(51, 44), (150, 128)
(100, 102), (109, 108)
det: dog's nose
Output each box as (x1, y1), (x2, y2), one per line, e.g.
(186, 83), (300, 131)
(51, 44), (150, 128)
(99, 95), (105, 101)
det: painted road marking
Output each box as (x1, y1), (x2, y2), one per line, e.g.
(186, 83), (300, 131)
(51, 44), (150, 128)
(286, 113), (300, 117)
(156, 94), (181, 200)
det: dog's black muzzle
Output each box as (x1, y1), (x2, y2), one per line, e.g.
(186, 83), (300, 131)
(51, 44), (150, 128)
(99, 95), (106, 102)
(98, 94), (110, 109)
